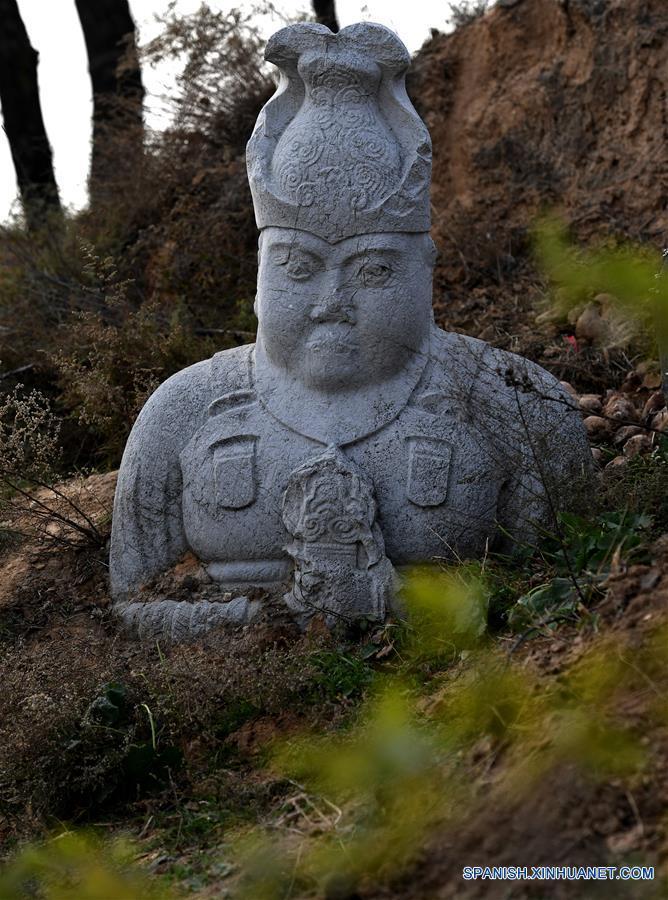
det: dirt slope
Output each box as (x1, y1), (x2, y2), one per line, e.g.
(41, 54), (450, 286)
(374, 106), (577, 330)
(409, 0), (668, 341)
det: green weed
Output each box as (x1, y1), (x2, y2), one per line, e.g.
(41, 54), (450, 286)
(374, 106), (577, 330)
(306, 649), (375, 702)
(508, 509), (653, 629)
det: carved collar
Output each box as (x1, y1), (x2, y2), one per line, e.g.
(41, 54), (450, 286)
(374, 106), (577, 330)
(251, 335), (431, 447)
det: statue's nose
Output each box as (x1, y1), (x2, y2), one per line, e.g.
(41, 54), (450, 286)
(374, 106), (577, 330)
(310, 291), (356, 324)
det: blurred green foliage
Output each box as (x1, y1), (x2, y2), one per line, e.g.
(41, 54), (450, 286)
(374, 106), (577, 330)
(229, 569), (658, 898)
(390, 566), (489, 679)
(535, 218), (668, 346)
(0, 832), (175, 899)
(1, 564), (664, 897)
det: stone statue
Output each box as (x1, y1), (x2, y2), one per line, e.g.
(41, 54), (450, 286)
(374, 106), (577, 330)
(110, 22), (591, 640)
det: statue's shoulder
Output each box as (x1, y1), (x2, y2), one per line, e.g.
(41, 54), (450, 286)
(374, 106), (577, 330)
(427, 327), (584, 450)
(478, 342), (573, 409)
(159, 342), (253, 397)
(426, 328), (492, 404)
(429, 327), (488, 373)
(429, 327), (569, 405)
(427, 328), (588, 481)
(129, 343), (255, 443)
(209, 343), (255, 397)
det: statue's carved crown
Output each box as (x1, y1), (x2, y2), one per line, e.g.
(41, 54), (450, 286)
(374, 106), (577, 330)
(247, 22), (432, 242)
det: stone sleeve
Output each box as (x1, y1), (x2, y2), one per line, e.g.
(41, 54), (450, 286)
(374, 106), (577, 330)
(109, 360), (211, 599)
(476, 345), (593, 550)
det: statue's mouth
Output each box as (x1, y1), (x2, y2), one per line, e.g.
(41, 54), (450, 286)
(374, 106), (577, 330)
(306, 326), (357, 355)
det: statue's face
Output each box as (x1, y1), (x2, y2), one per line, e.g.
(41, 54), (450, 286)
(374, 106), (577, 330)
(256, 228), (435, 391)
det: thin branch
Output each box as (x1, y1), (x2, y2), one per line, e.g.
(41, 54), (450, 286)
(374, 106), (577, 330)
(510, 379), (588, 608)
(1, 473), (103, 546)
(0, 364), (35, 380)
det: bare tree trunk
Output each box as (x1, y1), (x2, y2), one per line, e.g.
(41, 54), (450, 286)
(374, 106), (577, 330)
(74, 0), (144, 202)
(0, 0), (61, 230)
(313, 0), (340, 33)
(660, 251), (668, 403)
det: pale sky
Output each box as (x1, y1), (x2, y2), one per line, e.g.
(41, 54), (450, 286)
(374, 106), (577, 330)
(0, 0), (455, 223)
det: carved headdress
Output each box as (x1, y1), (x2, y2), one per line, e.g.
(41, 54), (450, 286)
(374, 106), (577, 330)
(247, 22), (432, 242)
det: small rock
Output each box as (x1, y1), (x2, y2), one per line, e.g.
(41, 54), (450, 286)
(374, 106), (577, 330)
(567, 302), (586, 326)
(613, 425), (644, 447)
(584, 416), (609, 440)
(575, 303), (608, 344)
(591, 447), (603, 464)
(620, 371), (642, 393)
(634, 361), (662, 389)
(559, 380), (578, 398)
(623, 434), (653, 457)
(642, 391), (665, 420)
(603, 394), (639, 423)
(652, 409), (668, 432)
(640, 569), (661, 592)
(578, 394), (602, 414)
(642, 371), (662, 390)
(606, 455), (628, 470)
(593, 292), (618, 310)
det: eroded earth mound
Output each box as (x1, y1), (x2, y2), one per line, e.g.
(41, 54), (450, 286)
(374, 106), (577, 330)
(410, 0), (668, 347)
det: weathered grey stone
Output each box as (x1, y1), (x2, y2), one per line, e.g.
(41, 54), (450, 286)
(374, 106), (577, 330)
(282, 446), (397, 627)
(115, 596), (261, 642)
(109, 22), (592, 639)
(247, 22), (431, 242)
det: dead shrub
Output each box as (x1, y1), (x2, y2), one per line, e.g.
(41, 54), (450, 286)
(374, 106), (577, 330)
(448, 0), (491, 28)
(143, 3), (276, 158)
(53, 246), (212, 463)
(0, 385), (107, 551)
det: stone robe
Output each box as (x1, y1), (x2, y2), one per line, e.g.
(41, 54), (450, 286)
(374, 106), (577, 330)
(110, 326), (590, 600)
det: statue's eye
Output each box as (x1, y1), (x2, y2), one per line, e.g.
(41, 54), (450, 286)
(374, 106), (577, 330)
(285, 258), (314, 280)
(284, 252), (316, 281)
(358, 261), (391, 286)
